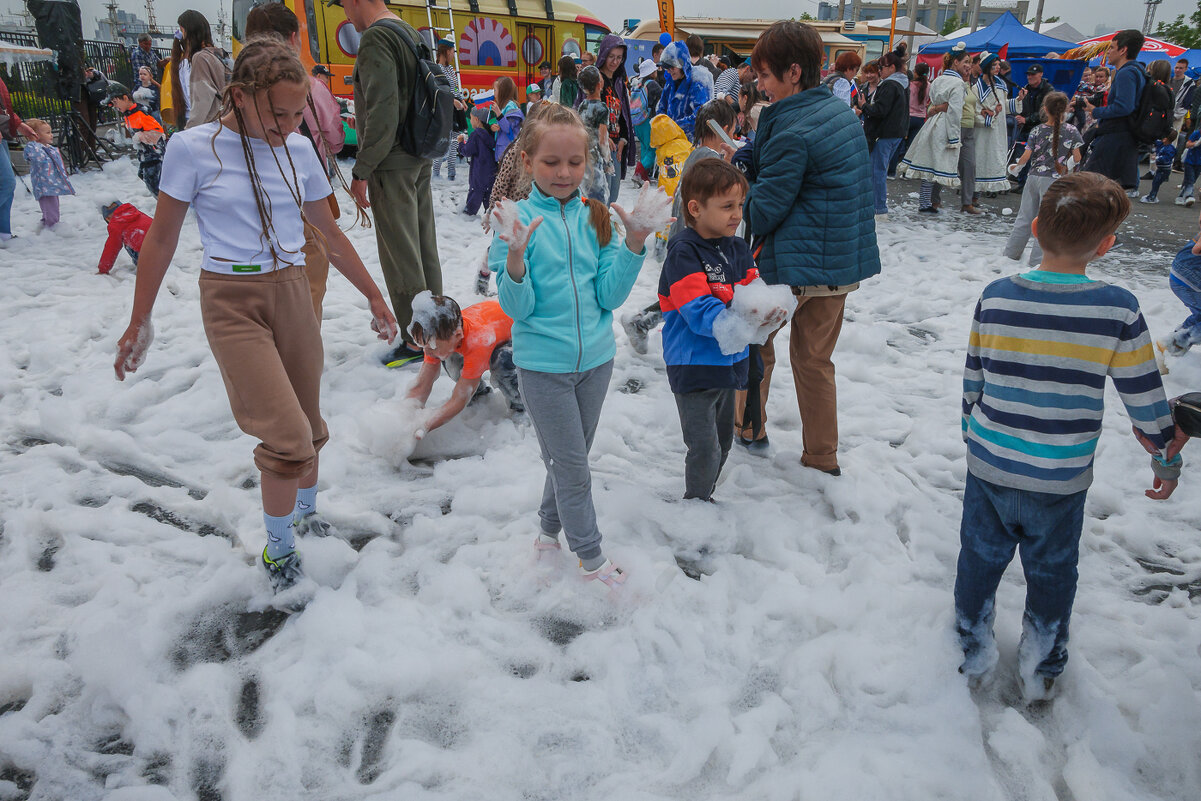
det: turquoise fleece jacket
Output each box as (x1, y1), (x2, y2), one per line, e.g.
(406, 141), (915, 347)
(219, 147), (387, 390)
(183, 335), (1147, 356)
(490, 187), (646, 373)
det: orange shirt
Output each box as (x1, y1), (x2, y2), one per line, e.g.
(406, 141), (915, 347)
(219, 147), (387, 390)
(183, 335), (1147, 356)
(424, 300), (513, 381)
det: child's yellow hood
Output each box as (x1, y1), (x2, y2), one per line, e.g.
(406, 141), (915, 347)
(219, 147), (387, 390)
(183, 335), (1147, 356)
(650, 114), (688, 149)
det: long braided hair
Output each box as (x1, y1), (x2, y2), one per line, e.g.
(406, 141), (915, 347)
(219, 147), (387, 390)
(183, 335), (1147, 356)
(1041, 91), (1069, 176)
(208, 37), (310, 266)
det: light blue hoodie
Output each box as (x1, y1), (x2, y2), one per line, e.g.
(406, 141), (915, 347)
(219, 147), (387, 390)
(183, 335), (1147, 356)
(490, 187), (646, 373)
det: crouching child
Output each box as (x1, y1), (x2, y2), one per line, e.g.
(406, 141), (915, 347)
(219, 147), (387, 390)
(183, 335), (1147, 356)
(406, 293), (521, 437)
(98, 200), (151, 274)
(956, 173), (1182, 702)
(659, 159), (787, 501)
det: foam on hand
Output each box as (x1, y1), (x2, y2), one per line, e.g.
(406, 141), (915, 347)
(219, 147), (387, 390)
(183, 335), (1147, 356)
(123, 320), (154, 374)
(488, 199), (532, 250)
(623, 183), (674, 234)
(711, 279), (797, 355)
(360, 398), (426, 466)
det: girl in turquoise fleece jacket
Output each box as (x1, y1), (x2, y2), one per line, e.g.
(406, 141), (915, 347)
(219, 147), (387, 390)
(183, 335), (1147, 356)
(488, 103), (670, 590)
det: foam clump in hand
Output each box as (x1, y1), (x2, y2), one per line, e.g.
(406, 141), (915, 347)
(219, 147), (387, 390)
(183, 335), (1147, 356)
(122, 321), (154, 375)
(406, 290), (456, 347)
(621, 183), (674, 234)
(711, 279), (797, 356)
(489, 199), (530, 249)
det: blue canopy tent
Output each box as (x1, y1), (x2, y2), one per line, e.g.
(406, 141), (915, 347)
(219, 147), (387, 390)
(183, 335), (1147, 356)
(919, 11), (1076, 57)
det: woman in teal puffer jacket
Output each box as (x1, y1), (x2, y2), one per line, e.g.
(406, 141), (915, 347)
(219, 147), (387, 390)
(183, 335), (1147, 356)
(737, 20), (881, 475)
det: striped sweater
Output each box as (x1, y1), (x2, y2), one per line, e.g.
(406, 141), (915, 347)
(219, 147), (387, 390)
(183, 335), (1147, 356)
(962, 272), (1179, 494)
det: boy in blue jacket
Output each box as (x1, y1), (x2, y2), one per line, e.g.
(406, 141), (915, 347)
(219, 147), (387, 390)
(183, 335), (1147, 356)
(459, 105), (497, 216)
(659, 159), (787, 500)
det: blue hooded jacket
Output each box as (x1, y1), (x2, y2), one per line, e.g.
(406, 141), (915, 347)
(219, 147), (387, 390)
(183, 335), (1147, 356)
(744, 86), (881, 288)
(654, 41), (711, 138)
(490, 187), (646, 373)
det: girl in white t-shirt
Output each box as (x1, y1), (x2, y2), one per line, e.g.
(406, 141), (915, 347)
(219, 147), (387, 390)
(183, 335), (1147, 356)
(114, 37), (399, 592)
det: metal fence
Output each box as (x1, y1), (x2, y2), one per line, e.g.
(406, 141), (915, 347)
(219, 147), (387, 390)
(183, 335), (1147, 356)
(2, 29), (171, 130)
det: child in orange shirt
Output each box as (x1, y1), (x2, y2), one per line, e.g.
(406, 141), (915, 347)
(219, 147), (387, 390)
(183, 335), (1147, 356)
(405, 293), (521, 436)
(103, 82), (165, 196)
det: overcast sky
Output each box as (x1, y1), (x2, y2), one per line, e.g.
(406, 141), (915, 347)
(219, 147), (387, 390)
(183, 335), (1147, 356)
(64, 0), (1197, 47)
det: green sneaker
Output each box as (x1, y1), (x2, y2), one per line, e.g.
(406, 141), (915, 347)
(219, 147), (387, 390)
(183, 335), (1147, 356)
(261, 547), (304, 592)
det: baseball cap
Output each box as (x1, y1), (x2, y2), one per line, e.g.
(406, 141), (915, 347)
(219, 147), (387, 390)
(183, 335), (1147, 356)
(526, 82), (543, 94)
(1026, 63), (1043, 74)
(102, 81), (131, 105)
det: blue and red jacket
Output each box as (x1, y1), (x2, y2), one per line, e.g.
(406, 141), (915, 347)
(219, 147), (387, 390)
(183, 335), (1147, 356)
(657, 227), (757, 394)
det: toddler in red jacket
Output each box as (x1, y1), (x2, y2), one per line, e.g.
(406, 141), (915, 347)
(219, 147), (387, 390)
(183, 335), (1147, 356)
(98, 201), (151, 274)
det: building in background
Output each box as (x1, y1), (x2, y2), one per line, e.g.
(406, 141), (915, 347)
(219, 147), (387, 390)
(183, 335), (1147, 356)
(817, 0), (1031, 32)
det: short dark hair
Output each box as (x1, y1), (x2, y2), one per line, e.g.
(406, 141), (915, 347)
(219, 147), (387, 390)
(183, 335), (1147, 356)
(558, 54), (577, 79)
(686, 34), (704, 58)
(679, 159), (749, 227)
(539, 61), (551, 70)
(1036, 173), (1130, 258)
(578, 65), (601, 94)
(409, 295), (462, 347)
(694, 99), (736, 144)
(1178, 58), (1190, 67)
(244, 3), (299, 39)
(1113, 29), (1145, 61)
(750, 20), (823, 92)
(652, 43), (664, 58)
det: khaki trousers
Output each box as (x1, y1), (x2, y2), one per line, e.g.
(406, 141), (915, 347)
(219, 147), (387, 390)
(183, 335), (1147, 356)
(368, 162), (443, 340)
(302, 223), (330, 323)
(736, 293), (846, 471)
(199, 265), (328, 480)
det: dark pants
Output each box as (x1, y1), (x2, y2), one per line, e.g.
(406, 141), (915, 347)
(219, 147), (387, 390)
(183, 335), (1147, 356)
(674, 388), (735, 501)
(1085, 129), (1140, 189)
(139, 157), (162, 197)
(1147, 165), (1172, 199)
(442, 343), (522, 411)
(953, 473), (1087, 679)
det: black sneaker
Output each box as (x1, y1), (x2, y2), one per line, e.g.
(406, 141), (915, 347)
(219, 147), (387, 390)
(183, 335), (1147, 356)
(383, 343), (424, 368)
(918, 206), (939, 214)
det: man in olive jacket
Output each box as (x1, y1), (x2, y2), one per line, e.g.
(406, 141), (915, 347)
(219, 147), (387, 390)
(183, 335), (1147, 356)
(340, 0), (442, 366)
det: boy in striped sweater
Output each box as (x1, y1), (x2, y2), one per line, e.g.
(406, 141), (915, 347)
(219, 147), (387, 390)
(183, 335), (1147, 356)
(955, 172), (1183, 701)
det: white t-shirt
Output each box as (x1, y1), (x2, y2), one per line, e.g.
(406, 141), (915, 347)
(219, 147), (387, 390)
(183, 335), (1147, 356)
(159, 122), (332, 274)
(178, 58), (192, 112)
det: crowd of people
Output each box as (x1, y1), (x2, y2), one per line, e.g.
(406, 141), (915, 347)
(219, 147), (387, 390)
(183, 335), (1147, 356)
(2, 9), (1201, 702)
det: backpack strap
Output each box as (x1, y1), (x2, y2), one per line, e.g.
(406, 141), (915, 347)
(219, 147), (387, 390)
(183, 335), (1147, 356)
(371, 18), (429, 67)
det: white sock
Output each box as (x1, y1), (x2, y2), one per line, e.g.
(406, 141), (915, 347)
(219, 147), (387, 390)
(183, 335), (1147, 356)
(294, 484), (317, 521)
(264, 511), (295, 560)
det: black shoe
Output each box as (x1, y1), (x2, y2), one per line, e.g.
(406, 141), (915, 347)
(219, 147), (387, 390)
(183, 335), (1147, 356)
(821, 466), (842, 477)
(918, 206), (938, 214)
(736, 434), (770, 455)
(383, 343), (424, 368)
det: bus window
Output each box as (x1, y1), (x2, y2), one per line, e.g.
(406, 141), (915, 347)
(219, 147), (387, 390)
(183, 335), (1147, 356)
(232, 0), (256, 43)
(864, 40), (884, 61)
(584, 25), (605, 56)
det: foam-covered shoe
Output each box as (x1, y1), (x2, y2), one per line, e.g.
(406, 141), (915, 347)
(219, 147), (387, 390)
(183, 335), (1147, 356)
(261, 548), (304, 592)
(580, 559), (627, 591)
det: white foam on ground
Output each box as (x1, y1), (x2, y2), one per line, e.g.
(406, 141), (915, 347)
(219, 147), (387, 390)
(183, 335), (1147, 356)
(0, 158), (1198, 799)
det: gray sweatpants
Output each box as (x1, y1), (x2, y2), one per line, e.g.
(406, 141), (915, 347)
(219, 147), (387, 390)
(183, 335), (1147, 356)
(517, 360), (614, 562)
(1004, 174), (1056, 266)
(674, 388), (735, 501)
(959, 127), (977, 207)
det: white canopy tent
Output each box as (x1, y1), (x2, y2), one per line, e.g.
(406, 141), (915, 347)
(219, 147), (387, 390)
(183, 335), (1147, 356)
(0, 40), (56, 69)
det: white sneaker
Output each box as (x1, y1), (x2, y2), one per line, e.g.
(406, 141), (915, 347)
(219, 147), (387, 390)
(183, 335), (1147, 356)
(580, 559), (627, 591)
(1140, 195), (1158, 204)
(1127, 189), (1141, 198)
(1175, 196), (1187, 205)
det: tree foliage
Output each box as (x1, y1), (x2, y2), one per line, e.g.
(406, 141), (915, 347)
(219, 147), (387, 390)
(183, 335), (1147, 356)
(1155, 0), (1201, 49)
(940, 15), (960, 36)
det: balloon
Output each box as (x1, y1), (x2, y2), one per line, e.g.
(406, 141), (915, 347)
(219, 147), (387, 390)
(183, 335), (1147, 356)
(658, 32), (672, 46)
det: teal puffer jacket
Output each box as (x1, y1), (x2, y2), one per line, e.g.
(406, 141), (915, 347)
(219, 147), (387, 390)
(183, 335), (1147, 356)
(490, 187), (646, 373)
(745, 86), (881, 288)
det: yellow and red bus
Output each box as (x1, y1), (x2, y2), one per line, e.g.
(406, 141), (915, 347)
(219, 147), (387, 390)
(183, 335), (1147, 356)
(232, 0), (611, 100)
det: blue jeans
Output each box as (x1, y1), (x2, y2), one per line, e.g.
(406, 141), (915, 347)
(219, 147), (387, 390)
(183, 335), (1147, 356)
(1169, 275), (1201, 352)
(1147, 165), (1172, 199)
(953, 473), (1087, 679)
(1180, 162), (1200, 200)
(871, 138), (901, 213)
(0, 143), (15, 236)
(889, 116), (924, 176)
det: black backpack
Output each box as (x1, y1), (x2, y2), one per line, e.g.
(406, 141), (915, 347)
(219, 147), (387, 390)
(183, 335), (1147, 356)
(372, 18), (454, 160)
(1131, 68), (1174, 145)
